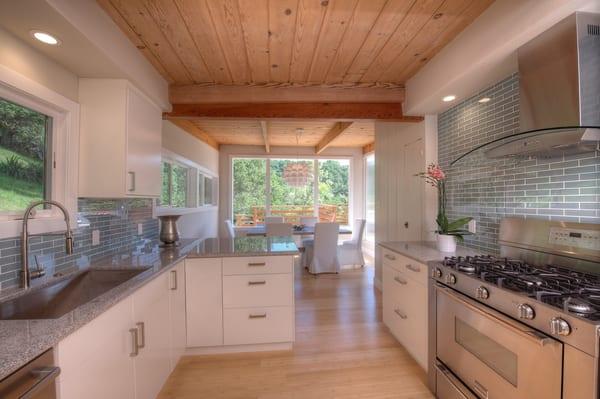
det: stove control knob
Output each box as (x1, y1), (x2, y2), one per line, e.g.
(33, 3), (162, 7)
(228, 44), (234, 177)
(517, 304), (535, 320)
(476, 286), (489, 300)
(550, 317), (571, 336)
(445, 273), (457, 285)
(433, 268), (443, 278)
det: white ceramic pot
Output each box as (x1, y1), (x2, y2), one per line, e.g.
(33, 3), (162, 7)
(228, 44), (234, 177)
(437, 234), (457, 253)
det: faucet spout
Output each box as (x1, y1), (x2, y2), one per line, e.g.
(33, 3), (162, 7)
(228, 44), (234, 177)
(21, 200), (73, 289)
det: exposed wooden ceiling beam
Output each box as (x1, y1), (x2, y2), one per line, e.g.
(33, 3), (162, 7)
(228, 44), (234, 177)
(363, 142), (375, 155)
(165, 118), (219, 150)
(165, 103), (423, 121)
(316, 122), (353, 154)
(169, 83), (405, 104)
(260, 121), (270, 153)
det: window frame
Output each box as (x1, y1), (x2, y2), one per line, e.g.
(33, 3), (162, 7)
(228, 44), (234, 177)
(0, 65), (79, 239)
(229, 155), (353, 227)
(155, 149), (218, 216)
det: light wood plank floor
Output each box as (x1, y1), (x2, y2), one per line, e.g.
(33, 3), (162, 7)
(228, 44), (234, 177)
(158, 265), (433, 399)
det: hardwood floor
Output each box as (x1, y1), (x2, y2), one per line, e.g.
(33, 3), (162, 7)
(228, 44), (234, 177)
(158, 265), (433, 399)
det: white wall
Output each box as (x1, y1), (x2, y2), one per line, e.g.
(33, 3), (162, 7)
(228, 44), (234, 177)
(0, 27), (78, 101)
(218, 145), (365, 237)
(404, 0), (600, 116)
(162, 121), (220, 240)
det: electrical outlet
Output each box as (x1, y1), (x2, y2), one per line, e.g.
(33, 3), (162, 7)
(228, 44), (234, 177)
(137, 223), (143, 235)
(468, 219), (477, 234)
(92, 230), (100, 246)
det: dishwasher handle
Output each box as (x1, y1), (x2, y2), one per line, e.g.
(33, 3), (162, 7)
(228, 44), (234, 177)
(21, 366), (60, 399)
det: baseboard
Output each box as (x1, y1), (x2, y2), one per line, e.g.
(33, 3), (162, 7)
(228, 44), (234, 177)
(374, 277), (382, 291)
(184, 342), (293, 355)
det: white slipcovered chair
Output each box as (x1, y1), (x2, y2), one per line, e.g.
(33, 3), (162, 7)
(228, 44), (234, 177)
(224, 219), (235, 238)
(265, 216), (284, 224)
(299, 216), (318, 227)
(338, 219), (366, 267)
(303, 223), (340, 274)
(265, 222), (293, 237)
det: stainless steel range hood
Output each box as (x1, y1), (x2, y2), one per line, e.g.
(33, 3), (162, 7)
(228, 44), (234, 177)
(452, 12), (600, 165)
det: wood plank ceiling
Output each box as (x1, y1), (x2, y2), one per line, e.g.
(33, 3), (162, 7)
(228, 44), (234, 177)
(98, 0), (493, 150)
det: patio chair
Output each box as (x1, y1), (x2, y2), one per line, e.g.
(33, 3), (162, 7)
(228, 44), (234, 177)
(299, 216), (318, 227)
(224, 219), (235, 238)
(338, 219), (366, 267)
(265, 216), (284, 224)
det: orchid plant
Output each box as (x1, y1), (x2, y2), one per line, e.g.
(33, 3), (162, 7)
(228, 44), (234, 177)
(416, 163), (472, 242)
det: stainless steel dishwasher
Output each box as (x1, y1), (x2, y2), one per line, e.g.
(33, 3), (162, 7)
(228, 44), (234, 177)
(0, 349), (60, 398)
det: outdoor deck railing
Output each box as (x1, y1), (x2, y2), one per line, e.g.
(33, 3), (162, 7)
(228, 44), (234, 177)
(234, 204), (348, 226)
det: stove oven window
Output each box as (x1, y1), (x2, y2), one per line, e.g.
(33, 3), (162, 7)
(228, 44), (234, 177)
(455, 317), (518, 386)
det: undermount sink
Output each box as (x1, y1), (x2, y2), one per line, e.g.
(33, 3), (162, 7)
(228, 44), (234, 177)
(0, 268), (150, 320)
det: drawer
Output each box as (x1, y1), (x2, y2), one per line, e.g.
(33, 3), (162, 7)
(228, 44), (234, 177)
(383, 264), (428, 370)
(223, 256), (292, 275)
(381, 248), (427, 286)
(223, 306), (294, 345)
(223, 274), (293, 308)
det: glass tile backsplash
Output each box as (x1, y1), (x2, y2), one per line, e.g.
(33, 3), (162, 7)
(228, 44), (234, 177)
(439, 73), (599, 254)
(0, 198), (158, 290)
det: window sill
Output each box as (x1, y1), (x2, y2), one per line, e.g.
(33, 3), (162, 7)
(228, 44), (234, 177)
(0, 217), (77, 240)
(155, 206), (217, 216)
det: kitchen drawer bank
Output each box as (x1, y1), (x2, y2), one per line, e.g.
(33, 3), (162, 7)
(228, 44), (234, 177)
(378, 241), (480, 372)
(0, 236), (298, 396)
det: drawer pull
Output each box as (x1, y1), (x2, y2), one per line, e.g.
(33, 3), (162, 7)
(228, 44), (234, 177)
(248, 262), (266, 267)
(393, 276), (407, 285)
(248, 280), (267, 285)
(394, 309), (408, 319)
(406, 264), (420, 273)
(129, 328), (138, 357)
(136, 322), (145, 349)
(249, 313), (267, 319)
(384, 254), (396, 261)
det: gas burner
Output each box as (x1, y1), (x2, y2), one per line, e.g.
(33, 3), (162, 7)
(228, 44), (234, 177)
(566, 298), (596, 315)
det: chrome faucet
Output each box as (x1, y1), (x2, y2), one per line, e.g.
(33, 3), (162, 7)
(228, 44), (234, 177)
(21, 200), (74, 289)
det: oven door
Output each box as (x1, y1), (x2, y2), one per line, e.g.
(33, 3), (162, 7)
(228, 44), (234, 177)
(436, 284), (563, 399)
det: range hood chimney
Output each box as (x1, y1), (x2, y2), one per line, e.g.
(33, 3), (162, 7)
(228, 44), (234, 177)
(483, 12), (600, 160)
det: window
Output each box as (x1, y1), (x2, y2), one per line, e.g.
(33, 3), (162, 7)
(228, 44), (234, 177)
(0, 97), (51, 214)
(160, 155), (217, 209)
(231, 157), (351, 227)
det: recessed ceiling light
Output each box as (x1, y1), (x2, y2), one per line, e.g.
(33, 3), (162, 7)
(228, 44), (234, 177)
(442, 95), (456, 102)
(478, 97), (491, 103)
(30, 30), (61, 46)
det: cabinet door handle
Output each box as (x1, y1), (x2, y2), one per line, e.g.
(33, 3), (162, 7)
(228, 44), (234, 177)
(170, 270), (177, 290)
(128, 171), (136, 192)
(406, 264), (420, 273)
(249, 313), (267, 319)
(136, 322), (145, 349)
(248, 262), (266, 267)
(394, 276), (407, 285)
(248, 280), (266, 285)
(394, 309), (408, 319)
(129, 328), (139, 357)
(384, 254), (396, 261)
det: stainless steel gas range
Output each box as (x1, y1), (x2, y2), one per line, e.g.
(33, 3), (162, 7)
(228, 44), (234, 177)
(428, 218), (600, 399)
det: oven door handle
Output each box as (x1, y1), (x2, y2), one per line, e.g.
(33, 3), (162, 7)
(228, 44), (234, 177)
(436, 284), (554, 347)
(20, 366), (61, 399)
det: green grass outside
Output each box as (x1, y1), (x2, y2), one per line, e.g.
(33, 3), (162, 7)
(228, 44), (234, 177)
(0, 145), (43, 211)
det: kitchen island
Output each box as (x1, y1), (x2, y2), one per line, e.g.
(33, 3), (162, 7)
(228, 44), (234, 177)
(0, 236), (298, 399)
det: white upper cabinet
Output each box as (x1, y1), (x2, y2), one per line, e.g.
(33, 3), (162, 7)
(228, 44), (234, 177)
(78, 79), (162, 198)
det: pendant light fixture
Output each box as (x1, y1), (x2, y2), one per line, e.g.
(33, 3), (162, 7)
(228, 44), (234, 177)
(283, 128), (312, 187)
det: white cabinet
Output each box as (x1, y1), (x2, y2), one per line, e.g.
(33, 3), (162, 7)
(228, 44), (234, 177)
(186, 255), (295, 350)
(169, 261), (186, 369)
(78, 79), (162, 198)
(57, 269), (176, 399)
(131, 272), (172, 399)
(56, 296), (135, 399)
(185, 258), (223, 347)
(381, 247), (428, 371)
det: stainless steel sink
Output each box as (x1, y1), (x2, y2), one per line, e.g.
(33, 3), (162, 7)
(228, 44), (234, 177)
(0, 268), (149, 320)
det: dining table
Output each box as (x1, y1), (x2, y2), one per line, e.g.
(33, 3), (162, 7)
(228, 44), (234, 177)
(239, 225), (352, 237)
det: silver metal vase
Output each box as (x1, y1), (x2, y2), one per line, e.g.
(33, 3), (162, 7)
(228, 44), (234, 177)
(158, 215), (181, 247)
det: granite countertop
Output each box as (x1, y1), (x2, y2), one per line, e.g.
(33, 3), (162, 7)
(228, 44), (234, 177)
(378, 241), (482, 264)
(187, 236), (299, 258)
(0, 236), (298, 380)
